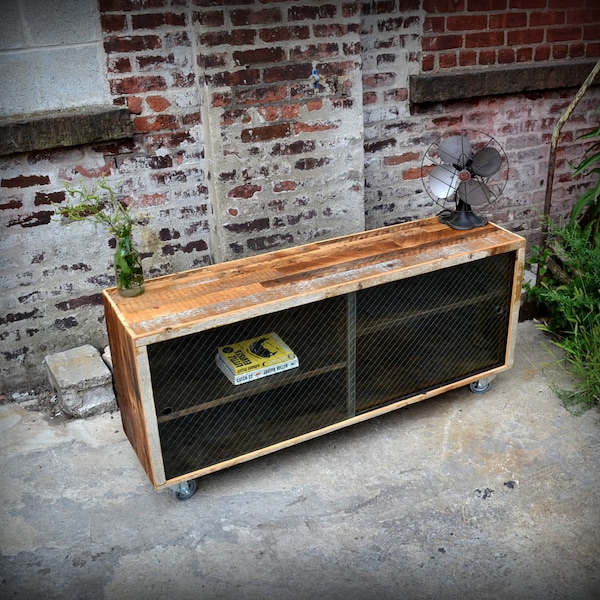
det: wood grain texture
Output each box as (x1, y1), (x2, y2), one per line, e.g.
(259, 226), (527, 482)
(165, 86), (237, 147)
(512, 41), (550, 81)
(104, 218), (526, 345)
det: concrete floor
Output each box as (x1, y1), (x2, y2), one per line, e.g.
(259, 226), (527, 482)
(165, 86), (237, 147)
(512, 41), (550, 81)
(1, 320), (599, 600)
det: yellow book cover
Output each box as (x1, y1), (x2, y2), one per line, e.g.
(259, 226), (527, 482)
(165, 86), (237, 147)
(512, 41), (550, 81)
(216, 332), (296, 376)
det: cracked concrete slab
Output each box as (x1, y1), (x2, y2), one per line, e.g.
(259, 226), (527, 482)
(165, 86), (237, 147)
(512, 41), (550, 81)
(0, 321), (599, 600)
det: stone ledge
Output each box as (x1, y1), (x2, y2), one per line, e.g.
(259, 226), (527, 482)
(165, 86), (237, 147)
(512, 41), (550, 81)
(409, 60), (599, 106)
(0, 106), (134, 156)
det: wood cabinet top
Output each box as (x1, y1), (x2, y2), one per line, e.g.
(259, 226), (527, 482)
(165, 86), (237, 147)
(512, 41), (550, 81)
(103, 217), (525, 345)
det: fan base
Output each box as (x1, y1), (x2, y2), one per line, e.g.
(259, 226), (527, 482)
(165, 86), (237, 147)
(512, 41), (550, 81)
(439, 203), (488, 230)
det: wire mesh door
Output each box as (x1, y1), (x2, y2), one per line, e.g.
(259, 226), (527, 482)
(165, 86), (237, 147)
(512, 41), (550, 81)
(354, 251), (514, 413)
(147, 251), (515, 481)
(147, 295), (350, 480)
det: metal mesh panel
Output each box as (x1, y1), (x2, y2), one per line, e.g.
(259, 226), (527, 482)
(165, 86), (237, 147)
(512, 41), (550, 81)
(354, 251), (514, 412)
(148, 295), (349, 480)
(147, 252), (515, 481)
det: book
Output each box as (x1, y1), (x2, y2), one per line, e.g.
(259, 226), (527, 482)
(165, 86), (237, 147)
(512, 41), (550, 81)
(215, 332), (299, 385)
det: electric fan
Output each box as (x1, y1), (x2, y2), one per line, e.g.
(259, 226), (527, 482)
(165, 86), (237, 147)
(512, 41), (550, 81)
(421, 131), (508, 230)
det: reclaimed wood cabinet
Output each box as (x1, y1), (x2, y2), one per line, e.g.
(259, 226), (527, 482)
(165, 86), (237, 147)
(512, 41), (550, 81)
(103, 217), (525, 497)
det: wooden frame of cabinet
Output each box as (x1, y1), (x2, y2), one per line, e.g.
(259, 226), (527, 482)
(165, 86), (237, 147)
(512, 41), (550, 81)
(103, 217), (526, 492)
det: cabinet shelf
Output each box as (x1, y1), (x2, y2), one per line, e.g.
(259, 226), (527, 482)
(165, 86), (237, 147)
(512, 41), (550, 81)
(103, 217), (525, 492)
(156, 361), (348, 423)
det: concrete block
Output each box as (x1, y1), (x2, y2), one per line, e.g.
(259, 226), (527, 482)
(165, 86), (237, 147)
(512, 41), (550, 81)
(45, 345), (116, 418)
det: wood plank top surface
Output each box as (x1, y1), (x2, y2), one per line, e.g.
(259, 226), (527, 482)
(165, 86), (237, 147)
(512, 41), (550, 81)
(103, 217), (526, 344)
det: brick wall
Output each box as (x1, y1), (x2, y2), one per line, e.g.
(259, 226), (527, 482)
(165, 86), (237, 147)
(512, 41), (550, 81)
(196, 0), (365, 261)
(1, 0), (599, 396)
(362, 0), (600, 234)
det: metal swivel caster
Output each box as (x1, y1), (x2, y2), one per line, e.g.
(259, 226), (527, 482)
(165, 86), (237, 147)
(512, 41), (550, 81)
(170, 479), (197, 501)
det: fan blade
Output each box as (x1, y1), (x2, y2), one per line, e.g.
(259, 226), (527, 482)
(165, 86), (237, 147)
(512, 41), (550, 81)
(471, 146), (502, 177)
(457, 179), (494, 206)
(429, 165), (460, 199)
(438, 135), (473, 167)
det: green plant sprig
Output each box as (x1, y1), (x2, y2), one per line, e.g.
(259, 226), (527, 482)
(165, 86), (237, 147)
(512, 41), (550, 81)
(55, 178), (134, 239)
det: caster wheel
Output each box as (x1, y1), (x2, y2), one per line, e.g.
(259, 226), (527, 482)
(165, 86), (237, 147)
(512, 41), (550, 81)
(470, 380), (491, 394)
(172, 479), (197, 501)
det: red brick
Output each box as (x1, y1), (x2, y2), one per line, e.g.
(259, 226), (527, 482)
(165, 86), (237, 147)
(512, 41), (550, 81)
(240, 123), (291, 143)
(133, 114), (179, 132)
(342, 1), (361, 17)
(236, 85), (288, 106)
(422, 0), (465, 12)
(547, 26), (582, 42)
(552, 45), (569, 59)
(212, 92), (232, 109)
(567, 9), (600, 25)
(447, 15), (487, 31)
(583, 25), (600, 41)
(99, 0), (165, 10)
(172, 72), (195, 88)
(383, 151), (420, 166)
(111, 75), (166, 95)
(33, 191), (64, 206)
(294, 157), (331, 170)
(498, 48), (515, 63)
(459, 49), (477, 66)
(221, 109), (252, 125)
(422, 35), (463, 52)
(507, 29), (544, 45)
(226, 185), (263, 200)
(0, 199), (23, 210)
(290, 43), (339, 61)
(529, 10), (565, 26)
(108, 56), (132, 73)
(402, 167), (424, 180)
(569, 43), (585, 58)
(258, 106), (280, 122)
(260, 26), (310, 43)
(383, 88), (409, 102)
(207, 69), (260, 86)
(192, 9), (224, 27)
(233, 47), (286, 66)
(465, 31), (504, 48)
(101, 14), (127, 33)
(439, 52), (457, 68)
(131, 12), (186, 29)
(127, 96), (143, 114)
(423, 16), (445, 33)
(264, 63), (312, 83)
(230, 8), (282, 26)
(288, 4), (337, 21)
(479, 49), (496, 64)
(281, 103), (301, 119)
(467, 0), (506, 8)
(271, 140), (316, 156)
(516, 47), (534, 61)
(273, 180), (297, 192)
(509, 0), (545, 7)
(534, 46), (552, 60)
(136, 54), (174, 70)
(421, 54), (435, 71)
(201, 29), (255, 47)
(1, 175), (50, 188)
(489, 12), (527, 28)
(147, 95), (171, 112)
(198, 52), (227, 69)
(314, 23), (358, 37)
(319, 60), (354, 77)
(103, 35), (162, 53)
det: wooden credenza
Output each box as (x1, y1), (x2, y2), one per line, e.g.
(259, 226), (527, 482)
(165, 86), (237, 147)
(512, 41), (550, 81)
(103, 217), (525, 496)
